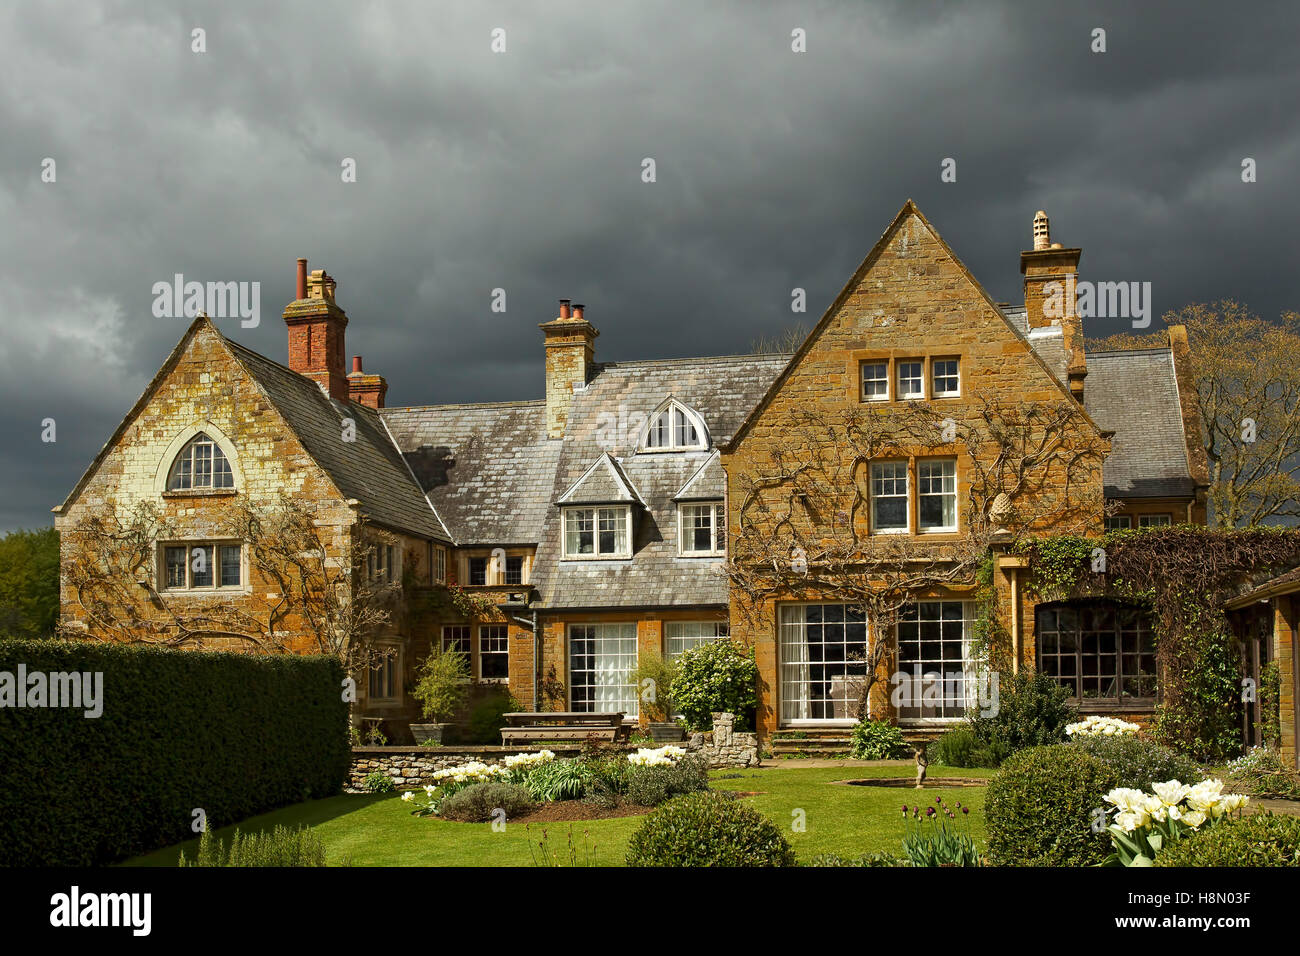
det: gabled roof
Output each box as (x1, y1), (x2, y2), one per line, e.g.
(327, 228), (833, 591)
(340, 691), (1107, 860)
(1224, 565), (1300, 610)
(529, 353), (786, 609)
(558, 453), (645, 506)
(674, 450), (726, 501)
(1083, 347), (1195, 499)
(224, 340), (449, 540)
(380, 400), (561, 546)
(56, 316), (449, 542)
(727, 199), (1097, 449)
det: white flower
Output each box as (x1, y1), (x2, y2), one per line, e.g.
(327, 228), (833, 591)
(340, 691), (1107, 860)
(401, 791), (414, 801)
(1114, 810), (1146, 833)
(1151, 780), (1191, 807)
(1181, 809), (1207, 828)
(1103, 787), (1148, 811)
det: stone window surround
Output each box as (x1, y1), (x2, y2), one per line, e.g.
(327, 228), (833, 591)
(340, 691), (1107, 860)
(367, 640), (403, 704)
(867, 455), (964, 538)
(151, 421), (246, 496)
(847, 347), (969, 405)
(156, 538), (249, 595)
(561, 505), (634, 560)
(455, 548), (534, 585)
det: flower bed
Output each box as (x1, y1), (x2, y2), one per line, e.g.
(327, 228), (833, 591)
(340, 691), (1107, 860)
(1102, 778), (1248, 865)
(1066, 715), (1140, 738)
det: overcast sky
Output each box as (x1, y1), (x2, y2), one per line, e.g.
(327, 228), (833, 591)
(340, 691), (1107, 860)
(2, 0), (1297, 532)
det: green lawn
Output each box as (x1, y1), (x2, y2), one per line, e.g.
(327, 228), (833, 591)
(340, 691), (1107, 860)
(124, 763), (992, 867)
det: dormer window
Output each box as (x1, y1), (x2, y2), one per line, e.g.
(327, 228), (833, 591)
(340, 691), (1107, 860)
(563, 506), (632, 559)
(167, 432), (234, 491)
(640, 400), (708, 452)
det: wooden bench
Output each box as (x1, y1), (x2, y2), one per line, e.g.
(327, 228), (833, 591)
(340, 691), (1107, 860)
(500, 712), (631, 745)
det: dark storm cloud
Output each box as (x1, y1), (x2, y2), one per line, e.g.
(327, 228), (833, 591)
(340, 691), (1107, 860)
(2, 0), (1297, 530)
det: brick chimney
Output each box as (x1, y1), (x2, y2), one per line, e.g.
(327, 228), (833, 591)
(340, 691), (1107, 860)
(283, 258), (350, 401)
(347, 355), (388, 409)
(1020, 212), (1087, 400)
(539, 298), (598, 439)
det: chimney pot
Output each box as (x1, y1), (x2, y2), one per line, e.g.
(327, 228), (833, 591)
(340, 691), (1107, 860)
(1032, 211), (1051, 251)
(572, 303), (585, 321)
(559, 299), (571, 319)
(296, 258), (308, 300)
(352, 355), (363, 374)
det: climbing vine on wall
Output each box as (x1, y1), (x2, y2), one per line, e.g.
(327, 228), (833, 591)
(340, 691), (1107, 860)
(1013, 526), (1300, 762)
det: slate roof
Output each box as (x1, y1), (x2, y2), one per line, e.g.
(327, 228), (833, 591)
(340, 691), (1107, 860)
(558, 453), (645, 505)
(380, 400), (561, 546)
(1082, 347), (1195, 499)
(529, 354), (790, 609)
(675, 451), (726, 501)
(225, 340), (449, 541)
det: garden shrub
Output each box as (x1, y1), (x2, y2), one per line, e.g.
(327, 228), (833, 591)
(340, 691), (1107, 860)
(965, 670), (1075, 766)
(985, 744), (1117, 866)
(933, 726), (1002, 768)
(1069, 734), (1203, 792)
(438, 782), (536, 823)
(362, 771), (395, 793)
(625, 792), (795, 867)
(849, 718), (909, 760)
(179, 825), (327, 867)
(805, 852), (903, 867)
(464, 688), (522, 745)
(1154, 812), (1300, 867)
(672, 639), (759, 731)
(625, 754), (709, 806)
(0, 639), (349, 866)
(581, 755), (633, 807)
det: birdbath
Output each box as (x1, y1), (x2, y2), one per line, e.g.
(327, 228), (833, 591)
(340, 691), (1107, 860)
(913, 741), (929, 788)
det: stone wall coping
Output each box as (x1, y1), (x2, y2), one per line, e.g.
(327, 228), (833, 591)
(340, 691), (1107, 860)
(352, 744), (632, 756)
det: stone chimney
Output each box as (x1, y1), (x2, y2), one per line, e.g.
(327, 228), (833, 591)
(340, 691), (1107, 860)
(347, 355), (388, 409)
(1020, 212), (1087, 400)
(539, 298), (598, 439)
(283, 258), (350, 401)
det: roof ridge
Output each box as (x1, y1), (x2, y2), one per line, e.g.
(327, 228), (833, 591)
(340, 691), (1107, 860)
(1086, 347), (1174, 358)
(595, 352), (792, 370)
(383, 399), (546, 413)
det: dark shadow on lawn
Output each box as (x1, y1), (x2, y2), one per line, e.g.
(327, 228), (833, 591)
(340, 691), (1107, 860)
(120, 792), (394, 867)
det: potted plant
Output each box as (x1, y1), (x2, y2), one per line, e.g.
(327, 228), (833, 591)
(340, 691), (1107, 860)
(632, 652), (685, 742)
(409, 643), (469, 744)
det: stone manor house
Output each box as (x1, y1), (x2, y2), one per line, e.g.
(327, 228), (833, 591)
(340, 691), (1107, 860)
(57, 201), (1220, 745)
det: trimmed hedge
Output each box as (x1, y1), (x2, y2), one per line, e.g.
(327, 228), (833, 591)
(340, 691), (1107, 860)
(0, 639), (349, 865)
(985, 744), (1118, 867)
(1155, 812), (1300, 867)
(626, 792), (796, 867)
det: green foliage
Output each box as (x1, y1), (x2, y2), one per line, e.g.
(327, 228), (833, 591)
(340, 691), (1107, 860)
(1259, 661), (1282, 748)
(0, 639), (349, 866)
(362, 772), (395, 793)
(625, 792), (796, 867)
(410, 643), (469, 722)
(671, 639), (759, 732)
(179, 825), (327, 867)
(438, 782), (536, 823)
(1068, 735), (1203, 792)
(1155, 812), (1300, 867)
(900, 796), (983, 867)
(464, 687), (522, 744)
(1225, 745), (1300, 798)
(1152, 612), (1242, 762)
(625, 754), (710, 806)
(965, 670), (1075, 766)
(0, 527), (59, 639)
(630, 651), (678, 722)
(933, 726), (1002, 769)
(848, 718), (909, 760)
(985, 744), (1117, 867)
(805, 852), (903, 867)
(522, 759), (591, 801)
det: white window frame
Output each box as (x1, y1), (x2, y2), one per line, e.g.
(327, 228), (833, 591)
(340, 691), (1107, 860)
(895, 601), (976, 725)
(568, 623), (639, 718)
(466, 554), (490, 585)
(931, 357), (960, 398)
(870, 461), (910, 534)
(897, 360), (925, 400)
(778, 602), (870, 726)
(1138, 514), (1172, 528)
(432, 545), (447, 584)
(367, 543), (398, 584)
(477, 624), (510, 683)
(638, 401), (709, 452)
(860, 362), (890, 402)
(1104, 515), (1132, 532)
(368, 642), (401, 703)
(562, 505), (632, 559)
(159, 540), (245, 592)
(166, 432), (235, 491)
(917, 458), (958, 534)
(665, 621), (729, 660)
(678, 502), (726, 556)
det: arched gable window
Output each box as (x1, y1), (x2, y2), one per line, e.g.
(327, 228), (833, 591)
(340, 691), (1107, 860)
(640, 400), (708, 452)
(167, 432), (235, 490)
